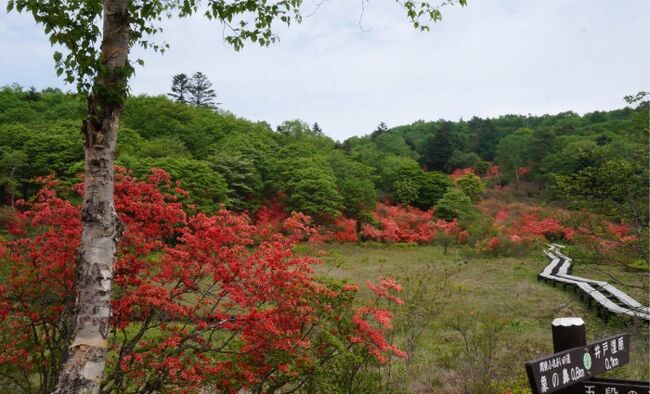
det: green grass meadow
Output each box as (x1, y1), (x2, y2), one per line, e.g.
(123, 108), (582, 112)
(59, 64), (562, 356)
(313, 243), (649, 393)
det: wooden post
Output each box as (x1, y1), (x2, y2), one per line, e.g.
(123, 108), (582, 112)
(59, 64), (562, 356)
(552, 317), (587, 352)
(552, 317), (587, 394)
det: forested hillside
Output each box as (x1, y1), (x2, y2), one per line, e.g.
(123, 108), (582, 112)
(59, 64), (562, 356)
(1, 85), (648, 264)
(1, 86), (646, 217)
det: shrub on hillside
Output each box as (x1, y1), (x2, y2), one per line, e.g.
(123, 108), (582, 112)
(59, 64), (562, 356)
(361, 203), (436, 243)
(434, 188), (475, 221)
(415, 171), (454, 209)
(433, 218), (470, 253)
(315, 216), (359, 243)
(332, 216), (358, 242)
(394, 178), (420, 206)
(476, 202), (577, 255)
(360, 204), (468, 247)
(285, 165), (343, 220)
(255, 196), (289, 234)
(486, 165), (501, 177)
(474, 160), (490, 176)
(450, 167), (475, 180)
(455, 173), (485, 203)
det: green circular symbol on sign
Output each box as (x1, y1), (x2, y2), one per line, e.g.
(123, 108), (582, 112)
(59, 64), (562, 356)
(583, 352), (592, 370)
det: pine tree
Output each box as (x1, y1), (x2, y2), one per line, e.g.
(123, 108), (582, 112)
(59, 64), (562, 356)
(424, 122), (454, 171)
(168, 73), (190, 103)
(467, 117), (499, 161)
(23, 86), (41, 101)
(371, 122), (389, 138)
(312, 122), (323, 134)
(188, 71), (220, 109)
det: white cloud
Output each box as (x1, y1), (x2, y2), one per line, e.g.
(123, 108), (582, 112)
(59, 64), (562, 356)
(1, 1), (648, 140)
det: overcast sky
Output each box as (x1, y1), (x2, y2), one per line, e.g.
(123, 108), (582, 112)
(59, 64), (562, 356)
(1, 1), (648, 140)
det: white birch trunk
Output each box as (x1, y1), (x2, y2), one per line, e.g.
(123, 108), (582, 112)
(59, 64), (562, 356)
(54, 0), (130, 392)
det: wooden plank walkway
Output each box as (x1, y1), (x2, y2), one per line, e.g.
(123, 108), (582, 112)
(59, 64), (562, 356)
(539, 244), (650, 321)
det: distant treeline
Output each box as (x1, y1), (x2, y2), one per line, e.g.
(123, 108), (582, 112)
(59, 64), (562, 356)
(0, 85), (647, 226)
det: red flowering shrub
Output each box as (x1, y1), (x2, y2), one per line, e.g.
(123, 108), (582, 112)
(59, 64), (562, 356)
(304, 216), (358, 243)
(486, 236), (501, 251)
(450, 167), (475, 180)
(0, 169), (402, 393)
(486, 165), (501, 177)
(433, 218), (469, 253)
(476, 198), (576, 254)
(482, 199), (575, 241)
(577, 220), (642, 257)
(360, 204), (469, 248)
(520, 214), (573, 241)
(331, 216), (358, 242)
(352, 278), (406, 363)
(494, 209), (508, 223)
(255, 195), (289, 234)
(606, 222), (638, 243)
(517, 166), (530, 178)
(361, 203), (436, 243)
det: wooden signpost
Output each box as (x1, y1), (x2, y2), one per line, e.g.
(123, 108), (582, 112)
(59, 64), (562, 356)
(525, 317), (649, 394)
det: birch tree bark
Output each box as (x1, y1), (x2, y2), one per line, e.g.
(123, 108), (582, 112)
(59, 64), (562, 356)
(54, 1), (130, 392)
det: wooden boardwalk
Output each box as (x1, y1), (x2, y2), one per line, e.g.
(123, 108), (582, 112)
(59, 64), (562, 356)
(540, 244), (650, 321)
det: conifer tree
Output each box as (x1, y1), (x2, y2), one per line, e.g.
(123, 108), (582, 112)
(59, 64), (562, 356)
(188, 71), (220, 109)
(168, 73), (190, 103)
(23, 86), (41, 101)
(424, 122), (454, 171)
(372, 122), (389, 138)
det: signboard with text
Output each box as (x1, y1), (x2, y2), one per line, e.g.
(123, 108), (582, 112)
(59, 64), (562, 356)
(525, 334), (630, 394)
(575, 378), (650, 394)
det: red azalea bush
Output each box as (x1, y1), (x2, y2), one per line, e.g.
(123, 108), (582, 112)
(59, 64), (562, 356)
(572, 218), (643, 259)
(433, 218), (469, 253)
(450, 167), (475, 180)
(331, 216), (358, 242)
(303, 216), (358, 243)
(360, 204), (468, 246)
(361, 203), (436, 243)
(477, 200), (576, 254)
(0, 169), (403, 393)
(486, 236), (501, 251)
(520, 214), (574, 241)
(486, 165), (501, 177)
(594, 222), (641, 257)
(517, 166), (531, 178)
(352, 277), (406, 363)
(605, 222), (638, 243)
(254, 195), (289, 234)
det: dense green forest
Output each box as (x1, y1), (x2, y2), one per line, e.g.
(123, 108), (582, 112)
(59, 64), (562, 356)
(1, 85), (647, 229)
